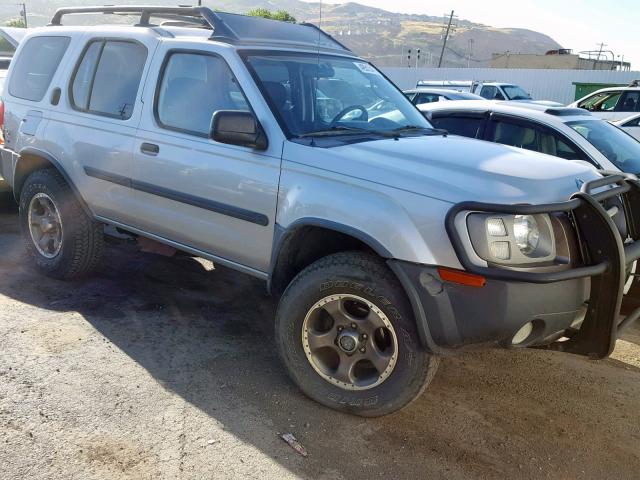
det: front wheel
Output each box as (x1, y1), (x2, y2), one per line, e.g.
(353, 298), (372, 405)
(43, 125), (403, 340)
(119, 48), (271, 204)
(275, 251), (439, 417)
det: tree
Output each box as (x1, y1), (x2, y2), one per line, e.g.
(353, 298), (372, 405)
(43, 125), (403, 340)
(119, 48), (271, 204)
(6, 18), (26, 28)
(246, 8), (296, 23)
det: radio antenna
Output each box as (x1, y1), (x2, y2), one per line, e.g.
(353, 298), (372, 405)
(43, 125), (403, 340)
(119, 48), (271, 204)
(316, 0), (323, 63)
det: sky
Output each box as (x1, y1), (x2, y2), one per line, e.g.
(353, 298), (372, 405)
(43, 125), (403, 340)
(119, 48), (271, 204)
(304, 0), (640, 69)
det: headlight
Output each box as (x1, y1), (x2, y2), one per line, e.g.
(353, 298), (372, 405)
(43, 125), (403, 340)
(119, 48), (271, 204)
(513, 215), (540, 255)
(465, 213), (557, 266)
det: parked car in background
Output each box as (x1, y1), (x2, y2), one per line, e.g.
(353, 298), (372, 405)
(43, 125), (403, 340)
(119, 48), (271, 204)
(569, 84), (640, 121)
(613, 113), (640, 141)
(419, 100), (640, 174)
(415, 80), (472, 92)
(416, 80), (561, 105)
(0, 27), (27, 69)
(404, 88), (483, 105)
(3, 6), (640, 418)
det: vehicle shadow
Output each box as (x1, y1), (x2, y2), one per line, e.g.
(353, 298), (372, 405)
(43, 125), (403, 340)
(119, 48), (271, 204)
(1, 211), (640, 479)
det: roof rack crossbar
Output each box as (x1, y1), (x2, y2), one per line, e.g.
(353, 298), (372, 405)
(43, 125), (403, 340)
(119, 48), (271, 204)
(49, 5), (236, 39)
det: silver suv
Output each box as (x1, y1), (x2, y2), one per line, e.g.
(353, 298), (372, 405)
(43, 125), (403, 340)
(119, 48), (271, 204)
(2, 6), (640, 417)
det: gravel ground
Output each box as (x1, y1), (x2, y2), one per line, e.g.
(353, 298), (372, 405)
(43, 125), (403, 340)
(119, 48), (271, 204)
(1, 203), (639, 480)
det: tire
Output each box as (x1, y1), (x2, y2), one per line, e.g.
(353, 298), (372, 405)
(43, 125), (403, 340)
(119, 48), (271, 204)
(275, 251), (439, 417)
(19, 169), (104, 279)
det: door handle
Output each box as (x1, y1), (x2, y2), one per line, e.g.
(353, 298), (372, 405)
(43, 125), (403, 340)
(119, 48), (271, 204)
(140, 143), (160, 156)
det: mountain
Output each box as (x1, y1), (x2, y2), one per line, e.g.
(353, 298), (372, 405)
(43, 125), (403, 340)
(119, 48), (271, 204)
(0, 0), (562, 67)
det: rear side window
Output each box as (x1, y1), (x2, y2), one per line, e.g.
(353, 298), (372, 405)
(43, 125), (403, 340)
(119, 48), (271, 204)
(431, 115), (484, 139)
(155, 52), (250, 136)
(9, 36), (70, 102)
(70, 40), (147, 120)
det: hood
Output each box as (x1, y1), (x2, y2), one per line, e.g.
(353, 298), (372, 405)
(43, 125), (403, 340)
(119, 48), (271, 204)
(284, 135), (600, 205)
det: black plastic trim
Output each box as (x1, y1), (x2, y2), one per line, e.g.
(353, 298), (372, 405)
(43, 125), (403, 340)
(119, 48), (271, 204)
(83, 166), (269, 226)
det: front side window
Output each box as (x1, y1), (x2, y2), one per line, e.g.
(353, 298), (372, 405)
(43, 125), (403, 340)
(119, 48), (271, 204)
(70, 40), (147, 119)
(430, 115), (484, 139)
(568, 119), (640, 173)
(414, 93), (441, 105)
(9, 36), (70, 102)
(578, 91), (622, 112)
(480, 86), (502, 100)
(489, 119), (588, 161)
(156, 52), (250, 136)
(243, 52), (432, 139)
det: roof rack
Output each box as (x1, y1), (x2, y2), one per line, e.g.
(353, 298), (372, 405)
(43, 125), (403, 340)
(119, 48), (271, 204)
(48, 5), (351, 53)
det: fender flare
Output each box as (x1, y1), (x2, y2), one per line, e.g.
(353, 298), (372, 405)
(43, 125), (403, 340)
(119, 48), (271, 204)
(16, 147), (94, 217)
(269, 218), (439, 351)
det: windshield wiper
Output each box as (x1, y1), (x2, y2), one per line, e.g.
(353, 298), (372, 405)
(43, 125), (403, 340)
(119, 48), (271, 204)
(299, 126), (395, 138)
(391, 126), (447, 136)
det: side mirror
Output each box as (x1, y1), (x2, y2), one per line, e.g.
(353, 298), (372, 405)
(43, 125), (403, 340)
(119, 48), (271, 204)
(211, 111), (268, 150)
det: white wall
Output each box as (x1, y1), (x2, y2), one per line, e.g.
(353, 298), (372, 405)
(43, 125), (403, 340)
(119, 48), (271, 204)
(382, 67), (640, 104)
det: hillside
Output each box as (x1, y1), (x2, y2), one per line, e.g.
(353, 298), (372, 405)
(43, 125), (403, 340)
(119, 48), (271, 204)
(0, 0), (562, 67)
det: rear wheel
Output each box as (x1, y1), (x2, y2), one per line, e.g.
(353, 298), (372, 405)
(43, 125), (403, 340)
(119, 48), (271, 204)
(276, 251), (439, 416)
(19, 169), (104, 278)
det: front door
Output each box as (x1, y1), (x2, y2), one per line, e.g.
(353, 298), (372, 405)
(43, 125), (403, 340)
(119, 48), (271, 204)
(132, 47), (282, 274)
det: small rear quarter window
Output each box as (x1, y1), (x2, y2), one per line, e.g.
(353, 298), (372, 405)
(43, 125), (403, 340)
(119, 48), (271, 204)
(9, 36), (70, 102)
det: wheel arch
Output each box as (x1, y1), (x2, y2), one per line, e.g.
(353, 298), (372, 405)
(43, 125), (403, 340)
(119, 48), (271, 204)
(14, 147), (93, 217)
(268, 218), (392, 296)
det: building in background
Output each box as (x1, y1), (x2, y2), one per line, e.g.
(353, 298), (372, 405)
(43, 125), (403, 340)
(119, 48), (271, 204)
(491, 49), (631, 71)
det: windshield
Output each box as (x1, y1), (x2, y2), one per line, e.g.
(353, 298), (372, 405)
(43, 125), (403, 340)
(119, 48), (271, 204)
(503, 85), (531, 100)
(568, 119), (640, 173)
(243, 53), (432, 138)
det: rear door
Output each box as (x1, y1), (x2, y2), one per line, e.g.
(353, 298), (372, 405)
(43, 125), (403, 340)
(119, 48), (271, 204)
(131, 44), (282, 274)
(44, 33), (157, 224)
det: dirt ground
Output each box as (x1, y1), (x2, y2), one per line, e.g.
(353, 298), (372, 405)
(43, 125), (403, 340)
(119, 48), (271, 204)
(0, 203), (639, 480)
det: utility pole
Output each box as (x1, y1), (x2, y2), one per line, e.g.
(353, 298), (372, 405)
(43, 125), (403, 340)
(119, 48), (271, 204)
(467, 38), (474, 68)
(20, 3), (27, 28)
(438, 10), (455, 68)
(593, 42), (606, 70)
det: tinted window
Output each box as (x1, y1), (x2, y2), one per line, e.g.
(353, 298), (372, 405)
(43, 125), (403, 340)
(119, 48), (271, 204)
(157, 53), (250, 136)
(623, 117), (640, 127)
(431, 115), (484, 139)
(414, 93), (442, 105)
(618, 92), (640, 112)
(9, 36), (70, 101)
(490, 119), (589, 161)
(71, 40), (147, 119)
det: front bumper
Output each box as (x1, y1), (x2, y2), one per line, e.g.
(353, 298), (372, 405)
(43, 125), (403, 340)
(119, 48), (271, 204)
(391, 173), (640, 359)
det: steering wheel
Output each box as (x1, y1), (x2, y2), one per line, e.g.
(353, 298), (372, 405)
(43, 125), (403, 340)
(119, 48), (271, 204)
(328, 105), (368, 128)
